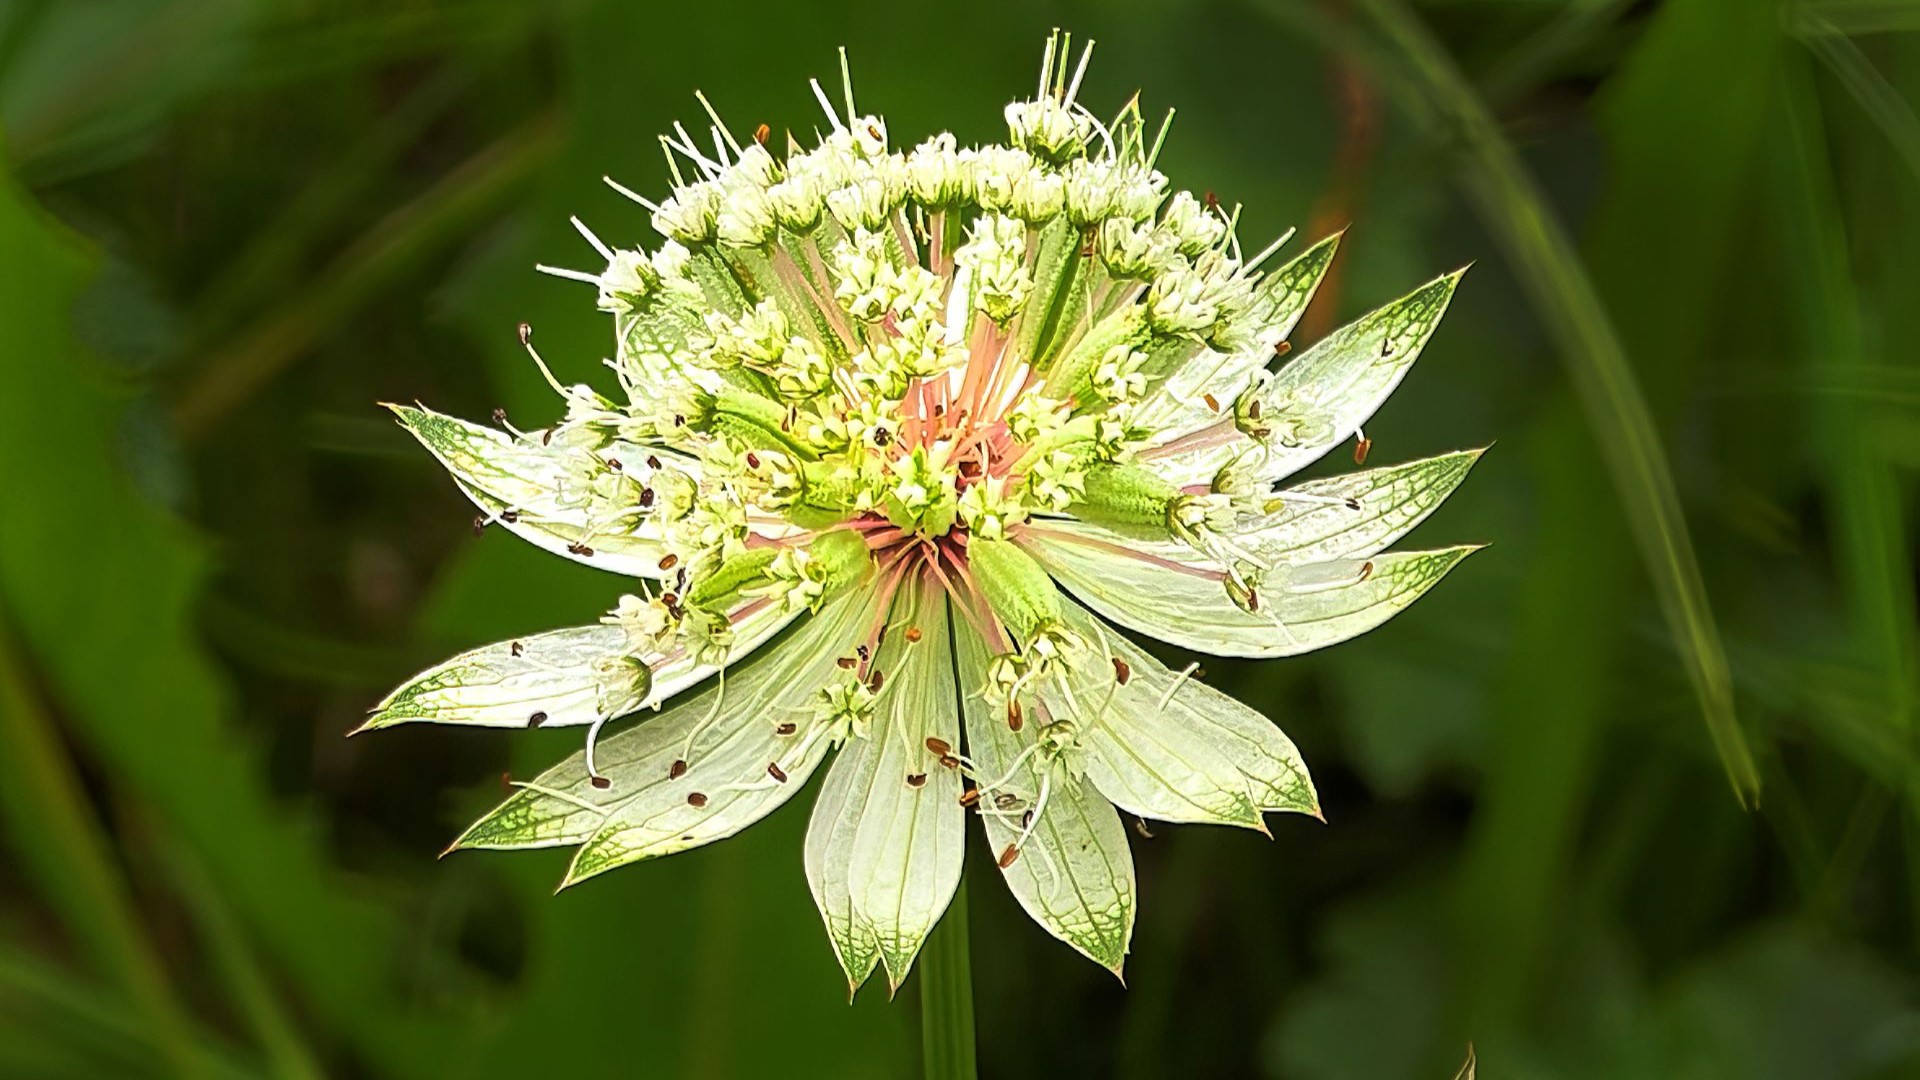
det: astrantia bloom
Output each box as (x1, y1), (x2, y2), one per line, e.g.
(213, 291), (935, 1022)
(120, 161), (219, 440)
(364, 36), (1481, 989)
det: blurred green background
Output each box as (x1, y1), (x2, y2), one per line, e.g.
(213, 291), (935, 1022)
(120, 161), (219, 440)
(2, 0), (1919, 1076)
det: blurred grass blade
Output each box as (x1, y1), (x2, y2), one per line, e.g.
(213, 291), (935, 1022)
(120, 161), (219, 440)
(1722, 365), (1920, 405)
(1798, 13), (1920, 185)
(165, 841), (326, 1080)
(1482, 0), (1637, 104)
(1772, 50), (1919, 925)
(189, 65), (475, 338)
(1773, 53), (1917, 734)
(1344, 0), (1762, 804)
(172, 113), (560, 439)
(0, 945), (265, 1080)
(1795, 0), (1920, 36)
(0, 615), (207, 1079)
(5, 0), (256, 182)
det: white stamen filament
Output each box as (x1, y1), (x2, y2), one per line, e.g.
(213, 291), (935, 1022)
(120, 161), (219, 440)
(570, 215), (614, 261)
(1154, 662), (1200, 712)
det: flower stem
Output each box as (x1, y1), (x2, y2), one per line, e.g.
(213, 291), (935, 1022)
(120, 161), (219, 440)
(920, 877), (978, 1080)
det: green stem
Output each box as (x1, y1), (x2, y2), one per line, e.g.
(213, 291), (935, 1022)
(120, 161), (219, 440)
(920, 879), (978, 1080)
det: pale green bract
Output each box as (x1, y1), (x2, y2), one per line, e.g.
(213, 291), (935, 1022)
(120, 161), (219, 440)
(360, 33), (1484, 989)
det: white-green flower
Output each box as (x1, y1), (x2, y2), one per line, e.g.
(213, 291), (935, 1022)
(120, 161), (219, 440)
(361, 33), (1482, 991)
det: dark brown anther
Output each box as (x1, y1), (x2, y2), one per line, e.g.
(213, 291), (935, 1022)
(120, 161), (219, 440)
(836, 656), (858, 670)
(1353, 436), (1372, 465)
(745, 452), (760, 469)
(957, 459), (982, 480)
(591, 776), (612, 790)
(1195, 666), (1207, 679)
(510, 640), (523, 657)
(1204, 190), (1220, 211)
(472, 515), (488, 537)
(925, 736), (952, 756)
(501, 510), (520, 524)
(646, 454), (661, 469)
(1021, 809), (1035, 829)
(1007, 700), (1024, 731)
(907, 772), (928, 788)
(542, 429), (554, 445)
(867, 122), (883, 140)
(754, 122), (771, 145)
(1203, 393), (1220, 412)
(1113, 658), (1131, 685)
(775, 722), (797, 736)
(868, 670), (885, 692)
(872, 427), (892, 446)
(492, 407), (508, 425)
(933, 403), (946, 418)
(662, 591), (679, 607)
(568, 542), (594, 556)
(767, 762), (788, 783)
(998, 844), (1021, 869)
(1274, 340), (1291, 357)
(1133, 817), (1155, 839)
(669, 759), (688, 779)
(517, 322), (532, 345)
(1381, 339), (1394, 358)
(958, 787), (981, 807)
(528, 711), (547, 728)
(1344, 498), (1361, 511)
(687, 792), (709, 807)
(904, 626), (923, 643)
(938, 754), (961, 770)
(639, 487), (655, 507)
(994, 792), (1019, 810)
(856, 644), (871, 662)
(658, 553), (679, 571)
(499, 771), (514, 793)
(606, 457), (622, 472)
(1247, 589), (1260, 612)
(1359, 560), (1375, 581)
(1249, 398), (1263, 420)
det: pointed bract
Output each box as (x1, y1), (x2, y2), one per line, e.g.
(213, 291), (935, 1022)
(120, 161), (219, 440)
(363, 601), (798, 733)
(389, 403), (685, 577)
(954, 617), (1135, 974)
(1026, 538), (1482, 659)
(806, 578), (966, 994)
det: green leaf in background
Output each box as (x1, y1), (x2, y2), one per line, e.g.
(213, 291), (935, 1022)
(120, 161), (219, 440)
(0, 147), (454, 1074)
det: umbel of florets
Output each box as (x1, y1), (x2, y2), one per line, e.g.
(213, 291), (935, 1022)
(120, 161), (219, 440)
(361, 32), (1483, 991)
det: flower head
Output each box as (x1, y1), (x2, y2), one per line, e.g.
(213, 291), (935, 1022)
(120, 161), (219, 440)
(362, 32), (1483, 990)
